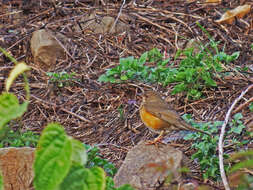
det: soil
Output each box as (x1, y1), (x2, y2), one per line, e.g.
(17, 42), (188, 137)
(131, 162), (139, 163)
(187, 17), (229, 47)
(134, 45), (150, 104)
(0, 0), (252, 189)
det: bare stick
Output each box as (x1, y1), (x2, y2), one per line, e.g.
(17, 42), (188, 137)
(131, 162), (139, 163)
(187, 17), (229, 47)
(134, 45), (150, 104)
(218, 84), (253, 190)
(110, 0), (126, 33)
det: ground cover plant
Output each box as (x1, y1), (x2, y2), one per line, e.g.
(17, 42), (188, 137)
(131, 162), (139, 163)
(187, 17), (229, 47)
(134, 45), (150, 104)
(0, 49), (134, 190)
(183, 113), (251, 181)
(99, 24), (240, 99)
(0, 1), (252, 189)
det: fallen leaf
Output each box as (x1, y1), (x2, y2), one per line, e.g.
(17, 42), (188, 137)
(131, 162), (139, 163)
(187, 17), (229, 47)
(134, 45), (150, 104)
(215, 5), (251, 24)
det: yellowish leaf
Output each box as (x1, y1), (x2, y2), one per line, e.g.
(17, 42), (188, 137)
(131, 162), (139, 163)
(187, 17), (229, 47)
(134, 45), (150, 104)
(5, 62), (30, 92)
(215, 5), (251, 24)
(205, 0), (221, 3)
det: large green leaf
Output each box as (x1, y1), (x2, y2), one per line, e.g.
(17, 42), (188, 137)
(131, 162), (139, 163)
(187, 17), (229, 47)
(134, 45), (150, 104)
(88, 167), (106, 190)
(0, 92), (28, 129)
(59, 164), (88, 190)
(71, 138), (87, 165)
(0, 170), (3, 190)
(33, 123), (72, 190)
(117, 184), (135, 190)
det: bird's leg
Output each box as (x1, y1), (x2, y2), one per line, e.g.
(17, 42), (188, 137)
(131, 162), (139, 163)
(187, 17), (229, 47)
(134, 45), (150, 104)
(146, 130), (165, 145)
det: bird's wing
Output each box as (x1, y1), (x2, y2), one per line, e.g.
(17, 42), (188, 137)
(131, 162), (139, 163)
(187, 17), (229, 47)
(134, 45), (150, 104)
(143, 103), (186, 128)
(143, 103), (209, 134)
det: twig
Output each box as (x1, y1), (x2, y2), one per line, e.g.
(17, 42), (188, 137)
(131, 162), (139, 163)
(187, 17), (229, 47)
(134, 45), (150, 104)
(110, 0), (126, 33)
(218, 84), (253, 190)
(31, 94), (93, 123)
(131, 12), (176, 34)
(232, 96), (253, 114)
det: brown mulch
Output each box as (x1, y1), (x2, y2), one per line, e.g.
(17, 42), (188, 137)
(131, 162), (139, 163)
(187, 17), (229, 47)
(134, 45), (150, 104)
(0, 0), (253, 189)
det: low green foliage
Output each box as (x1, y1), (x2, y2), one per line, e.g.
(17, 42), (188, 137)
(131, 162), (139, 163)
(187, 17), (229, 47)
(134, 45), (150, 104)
(99, 42), (239, 99)
(249, 103), (253, 112)
(0, 48), (134, 190)
(0, 129), (39, 148)
(98, 48), (171, 84)
(47, 71), (78, 88)
(228, 113), (245, 135)
(0, 171), (2, 190)
(34, 123), (134, 190)
(84, 144), (117, 177)
(0, 93), (28, 139)
(183, 113), (249, 180)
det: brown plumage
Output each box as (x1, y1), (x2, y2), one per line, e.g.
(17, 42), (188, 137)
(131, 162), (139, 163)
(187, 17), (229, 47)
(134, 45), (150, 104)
(139, 90), (211, 144)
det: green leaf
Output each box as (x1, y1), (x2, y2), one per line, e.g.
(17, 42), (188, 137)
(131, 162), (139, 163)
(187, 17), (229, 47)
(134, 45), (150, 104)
(71, 138), (87, 165)
(98, 75), (109, 82)
(139, 52), (148, 65)
(60, 164), (110, 190)
(117, 184), (135, 190)
(249, 103), (253, 112)
(174, 49), (182, 60)
(189, 89), (202, 99)
(231, 124), (245, 134)
(5, 62), (30, 92)
(0, 125), (10, 141)
(234, 113), (243, 120)
(0, 92), (28, 129)
(107, 69), (120, 76)
(120, 57), (134, 69)
(0, 170), (3, 190)
(65, 166), (105, 190)
(59, 164), (88, 190)
(120, 75), (128, 81)
(230, 51), (240, 61)
(89, 167), (106, 190)
(202, 73), (217, 87)
(33, 123), (72, 190)
(171, 83), (186, 94)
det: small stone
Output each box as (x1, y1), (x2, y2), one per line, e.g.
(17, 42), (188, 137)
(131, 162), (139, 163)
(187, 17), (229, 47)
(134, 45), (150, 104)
(114, 141), (183, 190)
(0, 147), (35, 190)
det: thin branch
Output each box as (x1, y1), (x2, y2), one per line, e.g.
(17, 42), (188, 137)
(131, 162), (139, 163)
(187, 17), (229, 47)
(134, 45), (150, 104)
(218, 84), (253, 190)
(31, 94), (93, 123)
(232, 96), (253, 114)
(110, 0), (126, 33)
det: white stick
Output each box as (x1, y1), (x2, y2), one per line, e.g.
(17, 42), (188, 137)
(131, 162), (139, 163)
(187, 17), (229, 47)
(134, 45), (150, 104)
(218, 84), (253, 190)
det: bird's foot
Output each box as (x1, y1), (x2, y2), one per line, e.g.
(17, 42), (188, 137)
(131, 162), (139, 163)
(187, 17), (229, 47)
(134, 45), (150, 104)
(145, 137), (165, 145)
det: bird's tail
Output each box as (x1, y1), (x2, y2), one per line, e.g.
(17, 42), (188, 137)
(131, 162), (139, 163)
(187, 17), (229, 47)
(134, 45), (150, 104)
(181, 120), (212, 137)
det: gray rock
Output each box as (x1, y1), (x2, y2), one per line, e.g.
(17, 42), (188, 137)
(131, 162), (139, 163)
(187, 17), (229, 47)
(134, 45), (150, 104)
(114, 141), (183, 190)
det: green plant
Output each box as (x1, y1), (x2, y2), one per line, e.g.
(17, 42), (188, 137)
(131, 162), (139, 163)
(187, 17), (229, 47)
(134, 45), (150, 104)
(183, 113), (249, 180)
(0, 47), (134, 190)
(98, 48), (171, 84)
(249, 103), (253, 112)
(84, 144), (117, 177)
(0, 129), (39, 148)
(0, 171), (2, 190)
(99, 25), (239, 99)
(0, 47), (30, 142)
(183, 116), (222, 180)
(84, 144), (122, 190)
(228, 113), (246, 134)
(34, 123), (133, 190)
(172, 41), (239, 99)
(47, 71), (78, 87)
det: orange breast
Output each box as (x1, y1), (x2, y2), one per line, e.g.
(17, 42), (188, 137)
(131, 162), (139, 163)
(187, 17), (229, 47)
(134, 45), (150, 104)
(140, 106), (168, 132)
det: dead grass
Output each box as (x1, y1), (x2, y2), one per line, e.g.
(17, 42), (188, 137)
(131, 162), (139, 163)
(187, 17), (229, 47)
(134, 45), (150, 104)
(0, 0), (252, 188)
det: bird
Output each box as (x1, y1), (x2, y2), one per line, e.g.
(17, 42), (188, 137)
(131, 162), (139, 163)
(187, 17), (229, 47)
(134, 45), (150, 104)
(139, 90), (211, 144)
